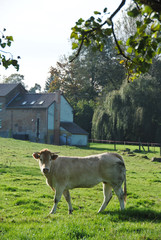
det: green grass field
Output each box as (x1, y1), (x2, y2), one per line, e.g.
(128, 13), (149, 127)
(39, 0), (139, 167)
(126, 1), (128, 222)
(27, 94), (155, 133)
(0, 137), (161, 240)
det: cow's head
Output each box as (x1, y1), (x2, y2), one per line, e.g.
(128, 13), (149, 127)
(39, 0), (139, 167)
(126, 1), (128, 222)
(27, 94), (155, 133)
(32, 149), (58, 175)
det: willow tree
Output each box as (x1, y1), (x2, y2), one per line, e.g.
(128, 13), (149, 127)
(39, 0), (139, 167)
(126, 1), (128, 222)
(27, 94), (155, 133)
(92, 74), (161, 142)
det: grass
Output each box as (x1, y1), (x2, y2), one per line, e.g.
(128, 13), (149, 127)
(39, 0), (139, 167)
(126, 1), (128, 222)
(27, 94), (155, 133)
(0, 137), (161, 239)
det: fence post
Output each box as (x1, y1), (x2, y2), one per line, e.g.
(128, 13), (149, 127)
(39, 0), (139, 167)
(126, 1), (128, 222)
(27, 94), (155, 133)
(114, 141), (116, 151)
(139, 142), (141, 152)
(147, 143), (149, 152)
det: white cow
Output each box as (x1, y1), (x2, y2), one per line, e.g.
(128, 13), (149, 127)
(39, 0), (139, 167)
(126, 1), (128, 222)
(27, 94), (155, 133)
(33, 149), (127, 215)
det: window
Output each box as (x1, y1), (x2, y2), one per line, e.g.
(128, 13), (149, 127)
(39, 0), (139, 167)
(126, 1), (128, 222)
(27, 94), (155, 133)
(30, 101), (36, 105)
(22, 101), (27, 105)
(38, 101), (44, 105)
(0, 119), (2, 128)
(0, 103), (2, 111)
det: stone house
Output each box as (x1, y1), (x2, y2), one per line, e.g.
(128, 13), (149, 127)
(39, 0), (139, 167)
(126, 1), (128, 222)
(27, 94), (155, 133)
(0, 83), (88, 146)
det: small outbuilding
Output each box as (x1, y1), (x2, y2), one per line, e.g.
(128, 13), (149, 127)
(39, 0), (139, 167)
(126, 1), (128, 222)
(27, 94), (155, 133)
(60, 122), (88, 146)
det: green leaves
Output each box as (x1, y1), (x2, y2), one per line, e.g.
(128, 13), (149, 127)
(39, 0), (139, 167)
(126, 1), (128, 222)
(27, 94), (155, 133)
(70, 2), (161, 81)
(72, 42), (78, 50)
(94, 11), (101, 15)
(116, 3), (161, 80)
(70, 8), (111, 55)
(127, 7), (140, 18)
(151, 22), (161, 32)
(0, 28), (20, 71)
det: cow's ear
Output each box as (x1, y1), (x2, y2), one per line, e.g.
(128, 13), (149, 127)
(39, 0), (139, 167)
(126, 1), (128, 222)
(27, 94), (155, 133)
(51, 154), (58, 160)
(32, 152), (40, 160)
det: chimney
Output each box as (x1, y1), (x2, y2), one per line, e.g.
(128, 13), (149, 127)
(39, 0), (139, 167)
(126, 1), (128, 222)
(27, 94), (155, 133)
(54, 90), (61, 145)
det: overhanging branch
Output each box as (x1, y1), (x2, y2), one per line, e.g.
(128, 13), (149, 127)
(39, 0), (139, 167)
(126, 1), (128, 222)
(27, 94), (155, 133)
(70, 0), (127, 62)
(109, 0), (126, 20)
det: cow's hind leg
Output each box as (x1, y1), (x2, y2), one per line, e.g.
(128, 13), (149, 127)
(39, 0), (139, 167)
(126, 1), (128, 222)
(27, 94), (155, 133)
(98, 183), (112, 213)
(113, 186), (125, 210)
(63, 190), (73, 214)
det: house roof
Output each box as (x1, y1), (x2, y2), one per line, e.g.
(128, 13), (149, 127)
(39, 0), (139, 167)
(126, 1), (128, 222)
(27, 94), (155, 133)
(0, 83), (23, 96)
(7, 93), (56, 109)
(60, 122), (88, 135)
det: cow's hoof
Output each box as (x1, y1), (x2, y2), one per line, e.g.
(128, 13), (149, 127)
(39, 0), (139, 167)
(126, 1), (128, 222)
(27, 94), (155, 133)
(44, 214), (51, 219)
(69, 210), (73, 214)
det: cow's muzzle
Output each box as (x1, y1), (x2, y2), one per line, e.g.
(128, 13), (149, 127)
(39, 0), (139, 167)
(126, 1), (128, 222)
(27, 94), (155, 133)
(43, 168), (49, 174)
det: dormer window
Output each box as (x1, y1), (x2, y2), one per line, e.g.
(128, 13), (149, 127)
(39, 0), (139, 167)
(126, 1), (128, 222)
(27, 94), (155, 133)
(22, 101), (27, 105)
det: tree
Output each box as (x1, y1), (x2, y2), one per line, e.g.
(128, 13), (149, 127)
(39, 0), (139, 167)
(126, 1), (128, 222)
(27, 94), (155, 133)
(70, 0), (161, 81)
(46, 39), (125, 136)
(29, 83), (41, 93)
(69, 37), (125, 95)
(46, 38), (125, 104)
(3, 74), (25, 86)
(92, 74), (161, 142)
(74, 99), (95, 138)
(45, 66), (62, 92)
(0, 28), (20, 70)
(47, 61), (83, 104)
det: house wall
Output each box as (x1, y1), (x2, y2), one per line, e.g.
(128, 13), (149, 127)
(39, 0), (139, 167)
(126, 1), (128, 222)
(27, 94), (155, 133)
(60, 127), (88, 146)
(0, 108), (48, 143)
(71, 134), (88, 146)
(47, 95), (75, 144)
(60, 96), (73, 122)
(0, 97), (11, 137)
(60, 127), (71, 145)
(48, 103), (54, 130)
(47, 103), (54, 144)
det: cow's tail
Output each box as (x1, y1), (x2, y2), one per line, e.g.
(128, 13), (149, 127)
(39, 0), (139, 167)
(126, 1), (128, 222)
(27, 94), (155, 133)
(124, 171), (127, 205)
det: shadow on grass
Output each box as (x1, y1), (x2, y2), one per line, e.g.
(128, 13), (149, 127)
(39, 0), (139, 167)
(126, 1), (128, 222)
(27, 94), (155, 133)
(79, 145), (153, 154)
(79, 146), (117, 152)
(101, 208), (161, 222)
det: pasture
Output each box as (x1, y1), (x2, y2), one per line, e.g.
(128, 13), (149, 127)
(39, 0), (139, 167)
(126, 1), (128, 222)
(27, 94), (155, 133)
(0, 137), (161, 240)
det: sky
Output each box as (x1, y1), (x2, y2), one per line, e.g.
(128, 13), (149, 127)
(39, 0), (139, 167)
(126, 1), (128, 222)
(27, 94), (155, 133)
(0, 0), (130, 90)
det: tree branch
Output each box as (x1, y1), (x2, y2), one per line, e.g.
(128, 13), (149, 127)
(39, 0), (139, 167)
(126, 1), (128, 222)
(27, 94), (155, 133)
(109, 0), (126, 21)
(109, 0), (131, 61)
(70, 0), (127, 62)
(0, 49), (13, 59)
(111, 21), (131, 61)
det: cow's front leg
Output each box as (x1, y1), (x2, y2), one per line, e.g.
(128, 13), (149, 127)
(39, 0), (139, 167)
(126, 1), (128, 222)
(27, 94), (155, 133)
(49, 187), (64, 214)
(63, 190), (73, 214)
